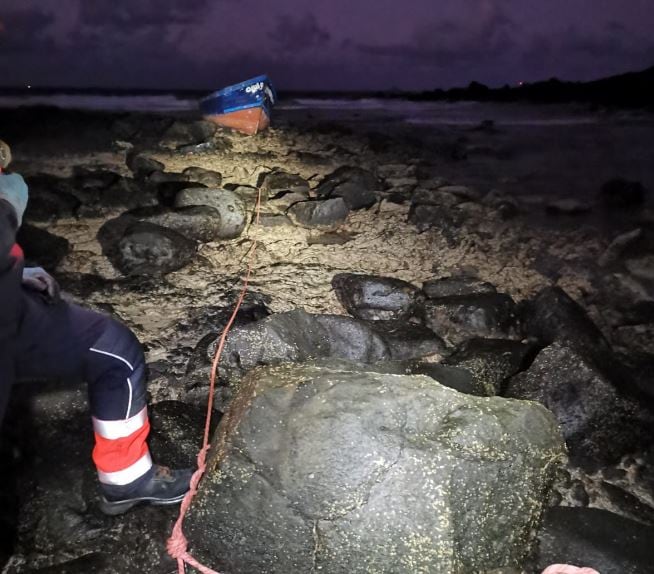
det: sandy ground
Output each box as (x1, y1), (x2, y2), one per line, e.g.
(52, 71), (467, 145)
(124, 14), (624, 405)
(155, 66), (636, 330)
(4, 102), (654, 386)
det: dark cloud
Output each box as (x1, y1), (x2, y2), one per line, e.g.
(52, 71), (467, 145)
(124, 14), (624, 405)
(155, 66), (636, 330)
(1, 1), (653, 90)
(79, 0), (212, 28)
(521, 23), (654, 81)
(356, 2), (515, 68)
(270, 13), (331, 53)
(0, 9), (55, 54)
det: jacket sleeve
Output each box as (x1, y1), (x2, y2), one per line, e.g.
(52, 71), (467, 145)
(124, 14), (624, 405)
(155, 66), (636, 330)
(0, 199), (18, 265)
(0, 199), (20, 423)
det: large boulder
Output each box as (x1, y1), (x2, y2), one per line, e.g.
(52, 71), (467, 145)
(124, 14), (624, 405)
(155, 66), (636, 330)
(332, 273), (422, 321)
(504, 342), (654, 469)
(185, 362), (565, 574)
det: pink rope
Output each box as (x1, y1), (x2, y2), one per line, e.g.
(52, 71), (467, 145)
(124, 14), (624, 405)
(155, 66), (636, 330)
(166, 190), (263, 574)
(541, 565), (600, 574)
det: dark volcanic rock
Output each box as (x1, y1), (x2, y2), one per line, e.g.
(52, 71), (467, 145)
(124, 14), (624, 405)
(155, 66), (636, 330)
(315, 166), (380, 209)
(127, 205), (225, 243)
(98, 219), (196, 276)
(75, 175), (156, 217)
(23, 174), (80, 222)
(155, 180), (203, 207)
(72, 166), (121, 190)
(533, 507), (654, 574)
(182, 166), (223, 187)
(408, 204), (465, 245)
(421, 293), (518, 346)
(126, 151), (164, 180)
(288, 198), (349, 228)
(161, 119), (218, 146)
(443, 338), (533, 396)
(504, 342), (654, 469)
(520, 287), (613, 364)
(423, 275), (497, 299)
(259, 170), (310, 198)
(332, 273), (422, 321)
(174, 187), (247, 239)
(599, 178), (647, 209)
(185, 362), (564, 574)
(16, 225), (70, 269)
(209, 309), (391, 382)
(407, 362), (488, 396)
(365, 320), (447, 360)
(598, 228), (643, 267)
(147, 170), (189, 185)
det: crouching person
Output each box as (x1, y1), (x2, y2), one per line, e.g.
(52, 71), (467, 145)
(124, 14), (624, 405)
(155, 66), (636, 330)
(0, 140), (192, 515)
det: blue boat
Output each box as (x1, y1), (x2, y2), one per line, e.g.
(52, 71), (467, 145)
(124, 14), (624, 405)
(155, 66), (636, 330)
(200, 75), (276, 135)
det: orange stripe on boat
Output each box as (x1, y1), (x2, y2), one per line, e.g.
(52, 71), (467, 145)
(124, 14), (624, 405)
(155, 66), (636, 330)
(204, 108), (269, 135)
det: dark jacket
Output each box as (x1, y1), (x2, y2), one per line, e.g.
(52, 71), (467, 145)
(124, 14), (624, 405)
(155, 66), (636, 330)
(0, 198), (22, 422)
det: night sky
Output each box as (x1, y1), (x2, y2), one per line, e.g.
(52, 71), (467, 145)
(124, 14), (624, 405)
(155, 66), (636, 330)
(1, 0), (653, 91)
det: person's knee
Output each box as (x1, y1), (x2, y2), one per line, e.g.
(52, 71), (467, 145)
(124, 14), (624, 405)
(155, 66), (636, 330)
(87, 317), (146, 386)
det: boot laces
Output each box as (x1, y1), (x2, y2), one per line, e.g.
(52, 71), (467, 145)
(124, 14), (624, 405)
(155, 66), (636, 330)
(154, 465), (174, 481)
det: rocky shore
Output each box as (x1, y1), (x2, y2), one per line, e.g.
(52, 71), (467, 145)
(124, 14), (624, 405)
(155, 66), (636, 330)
(1, 104), (654, 573)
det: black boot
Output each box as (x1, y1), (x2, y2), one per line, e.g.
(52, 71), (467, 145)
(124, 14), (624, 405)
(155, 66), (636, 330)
(99, 465), (193, 516)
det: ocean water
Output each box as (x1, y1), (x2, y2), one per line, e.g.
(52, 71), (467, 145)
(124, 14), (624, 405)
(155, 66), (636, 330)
(0, 91), (606, 127)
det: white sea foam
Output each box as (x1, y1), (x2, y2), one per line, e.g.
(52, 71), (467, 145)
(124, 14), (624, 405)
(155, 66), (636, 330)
(0, 92), (605, 126)
(0, 93), (198, 112)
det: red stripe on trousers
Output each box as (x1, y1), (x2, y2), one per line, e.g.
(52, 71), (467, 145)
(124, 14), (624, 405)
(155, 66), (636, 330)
(92, 419), (151, 473)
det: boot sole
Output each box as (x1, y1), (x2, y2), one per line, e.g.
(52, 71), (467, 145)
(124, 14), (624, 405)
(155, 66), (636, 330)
(99, 492), (187, 516)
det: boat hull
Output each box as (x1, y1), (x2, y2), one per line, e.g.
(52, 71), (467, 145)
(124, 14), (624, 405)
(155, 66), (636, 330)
(200, 75), (276, 136)
(203, 107), (270, 135)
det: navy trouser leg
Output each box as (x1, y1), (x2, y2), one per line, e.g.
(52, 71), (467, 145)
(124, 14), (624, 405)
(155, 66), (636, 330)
(15, 294), (152, 486)
(15, 295), (147, 418)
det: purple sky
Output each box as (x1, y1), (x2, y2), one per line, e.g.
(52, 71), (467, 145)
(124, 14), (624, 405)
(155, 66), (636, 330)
(1, 0), (653, 90)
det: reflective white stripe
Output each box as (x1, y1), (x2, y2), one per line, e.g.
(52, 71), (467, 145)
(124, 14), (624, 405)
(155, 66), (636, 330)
(92, 407), (148, 439)
(97, 452), (153, 486)
(89, 347), (134, 371)
(89, 347), (135, 419)
(126, 377), (133, 420)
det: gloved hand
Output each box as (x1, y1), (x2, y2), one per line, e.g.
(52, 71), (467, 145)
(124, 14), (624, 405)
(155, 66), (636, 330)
(22, 266), (60, 302)
(0, 173), (28, 227)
